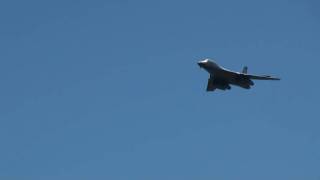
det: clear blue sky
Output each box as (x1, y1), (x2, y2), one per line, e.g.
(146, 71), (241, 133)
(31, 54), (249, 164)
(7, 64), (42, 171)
(1, 0), (319, 179)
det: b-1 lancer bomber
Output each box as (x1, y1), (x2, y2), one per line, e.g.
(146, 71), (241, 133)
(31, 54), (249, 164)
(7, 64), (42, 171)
(197, 58), (280, 91)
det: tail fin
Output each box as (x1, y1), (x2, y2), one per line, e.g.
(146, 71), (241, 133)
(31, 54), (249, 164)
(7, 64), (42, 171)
(242, 66), (248, 74)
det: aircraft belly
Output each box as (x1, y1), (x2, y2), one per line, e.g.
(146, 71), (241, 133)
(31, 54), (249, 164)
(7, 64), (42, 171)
(213, 70), (236, 83)
(230, 75), (254, 89)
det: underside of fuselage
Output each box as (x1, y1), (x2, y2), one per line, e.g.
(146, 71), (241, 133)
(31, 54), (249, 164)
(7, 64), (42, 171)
(230, 74), (255, 89)
(208, 73), (254, 91)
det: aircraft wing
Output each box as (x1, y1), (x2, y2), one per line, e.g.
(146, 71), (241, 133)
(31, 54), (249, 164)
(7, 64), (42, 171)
(246, 74), (280, 80)
(206, 76), (231, 91)
(206, 79), (216, 91)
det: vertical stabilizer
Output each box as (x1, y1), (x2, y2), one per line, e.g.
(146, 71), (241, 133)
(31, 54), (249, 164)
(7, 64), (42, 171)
(242, 66), (248, 74)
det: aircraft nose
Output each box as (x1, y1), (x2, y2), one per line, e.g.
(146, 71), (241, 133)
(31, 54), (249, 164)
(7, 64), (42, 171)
(197, 62), (203, 68)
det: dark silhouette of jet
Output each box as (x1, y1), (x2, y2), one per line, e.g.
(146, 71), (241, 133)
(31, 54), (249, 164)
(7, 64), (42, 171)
(198, 58), (280, 91)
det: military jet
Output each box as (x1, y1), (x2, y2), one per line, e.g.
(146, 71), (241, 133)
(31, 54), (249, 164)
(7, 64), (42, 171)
(197, 58), (280, 91)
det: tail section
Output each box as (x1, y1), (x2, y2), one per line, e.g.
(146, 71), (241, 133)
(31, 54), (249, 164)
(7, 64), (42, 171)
(242, 66), (248, 74)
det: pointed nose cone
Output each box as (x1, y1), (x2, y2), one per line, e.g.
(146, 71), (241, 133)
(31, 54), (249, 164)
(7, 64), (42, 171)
(197, 61), (205, 68)
(197, 59), (209, 68)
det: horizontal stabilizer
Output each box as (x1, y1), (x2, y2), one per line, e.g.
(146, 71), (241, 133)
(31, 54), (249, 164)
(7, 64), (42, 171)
(247, 74), (281, 80)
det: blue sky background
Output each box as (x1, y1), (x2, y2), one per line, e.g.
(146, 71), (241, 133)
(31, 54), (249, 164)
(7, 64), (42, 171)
(0, 0), (320, 179)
